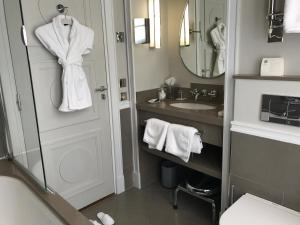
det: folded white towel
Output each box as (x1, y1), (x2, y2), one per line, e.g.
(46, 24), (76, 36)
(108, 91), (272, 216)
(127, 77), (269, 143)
(143, 118), (170, 151)
(191, 134), (203, 154)
(284, 0), (300, 33)
(165, 124), (203, 162)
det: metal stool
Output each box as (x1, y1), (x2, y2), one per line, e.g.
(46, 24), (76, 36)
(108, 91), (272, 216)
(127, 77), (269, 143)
(173, 185), (219, 225)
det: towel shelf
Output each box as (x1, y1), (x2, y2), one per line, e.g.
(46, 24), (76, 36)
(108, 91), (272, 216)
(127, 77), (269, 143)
(141, 143), (222, 179)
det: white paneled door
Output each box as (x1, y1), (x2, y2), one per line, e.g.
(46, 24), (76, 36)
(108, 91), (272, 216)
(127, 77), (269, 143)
(20, 0), (114, 209)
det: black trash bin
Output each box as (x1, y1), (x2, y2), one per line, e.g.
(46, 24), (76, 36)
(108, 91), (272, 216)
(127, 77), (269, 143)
(161, 161), (179, 189)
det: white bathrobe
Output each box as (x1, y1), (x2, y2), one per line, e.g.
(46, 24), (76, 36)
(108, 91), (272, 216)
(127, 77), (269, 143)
(210, 23), (226, 76)
(35, 15), (94, 112)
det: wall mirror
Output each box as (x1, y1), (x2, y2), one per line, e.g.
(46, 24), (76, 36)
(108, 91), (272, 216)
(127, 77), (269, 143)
(134, 18), (150, 44)
(179, 0), (226, 78)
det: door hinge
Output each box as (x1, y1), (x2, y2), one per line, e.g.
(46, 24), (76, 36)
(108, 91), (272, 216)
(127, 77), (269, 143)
(16, 93), (22, 111)
(21, 25), (28, 46)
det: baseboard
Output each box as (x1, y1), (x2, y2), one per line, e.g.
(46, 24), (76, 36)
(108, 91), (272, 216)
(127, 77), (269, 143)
(132, 171), (141, 189)
(115, 174), (125, 194)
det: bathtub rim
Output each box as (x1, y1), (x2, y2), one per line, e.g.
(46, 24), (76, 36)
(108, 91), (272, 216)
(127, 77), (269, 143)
(0, 159), (91, 225)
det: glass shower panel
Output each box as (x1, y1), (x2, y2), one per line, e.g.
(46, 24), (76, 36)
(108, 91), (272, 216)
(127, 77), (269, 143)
(3, 0), (46, 188)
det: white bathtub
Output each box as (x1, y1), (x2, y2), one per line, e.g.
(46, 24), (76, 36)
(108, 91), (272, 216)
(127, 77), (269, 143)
(0, 176), (65, 225)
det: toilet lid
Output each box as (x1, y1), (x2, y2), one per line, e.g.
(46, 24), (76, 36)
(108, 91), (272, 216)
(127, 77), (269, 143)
(220, 194), (300, 225)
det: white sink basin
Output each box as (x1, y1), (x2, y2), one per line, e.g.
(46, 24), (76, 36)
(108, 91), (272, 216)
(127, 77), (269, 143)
(170, 103), (216, 110)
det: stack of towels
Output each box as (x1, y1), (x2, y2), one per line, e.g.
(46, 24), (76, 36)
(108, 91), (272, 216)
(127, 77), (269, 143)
(143, 118), (203, 163)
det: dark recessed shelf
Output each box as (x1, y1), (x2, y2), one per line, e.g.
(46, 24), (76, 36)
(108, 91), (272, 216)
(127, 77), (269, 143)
(233, 75), (300, 81)
(141, 144), (222, 179)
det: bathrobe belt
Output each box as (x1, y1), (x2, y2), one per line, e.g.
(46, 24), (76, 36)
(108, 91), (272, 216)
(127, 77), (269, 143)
(58, 58), (83, 67)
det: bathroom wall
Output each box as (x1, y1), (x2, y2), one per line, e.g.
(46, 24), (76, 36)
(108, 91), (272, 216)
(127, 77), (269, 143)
(114, 0), (130, 103)
(233, 79), (300, 137)
(231, 132), (300, 212)
(235, 0), (300, 75)
(230, 0), (300, 210)
(166, 0), (225, 87)
(120, 108), (134, 190)
(231, 79), (300, 209)
(131, 0), (170, 92)
(233, 0), (300, 135)
(114, 0), (134, 190)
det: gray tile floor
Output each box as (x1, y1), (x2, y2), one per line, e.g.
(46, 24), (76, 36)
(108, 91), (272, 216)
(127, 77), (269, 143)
(81, 183), (213, 225)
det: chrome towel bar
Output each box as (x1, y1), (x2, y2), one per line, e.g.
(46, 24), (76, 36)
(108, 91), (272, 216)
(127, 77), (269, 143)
(143, 120), (204, 137)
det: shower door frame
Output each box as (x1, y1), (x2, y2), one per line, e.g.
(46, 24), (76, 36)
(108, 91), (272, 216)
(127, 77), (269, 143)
(0, 0), (28, 163)
(101, 0), (126, 195)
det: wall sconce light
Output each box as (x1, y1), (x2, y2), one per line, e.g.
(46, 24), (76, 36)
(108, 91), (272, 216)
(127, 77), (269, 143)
(180, 3), (190, 47)
(148, 0), (161, 48)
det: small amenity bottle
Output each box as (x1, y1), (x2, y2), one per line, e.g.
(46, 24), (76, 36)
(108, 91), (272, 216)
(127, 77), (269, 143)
(158, 88), (166, 101)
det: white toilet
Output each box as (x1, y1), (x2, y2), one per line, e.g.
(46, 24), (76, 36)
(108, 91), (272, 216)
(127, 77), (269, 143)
(220, 194), (300, 225)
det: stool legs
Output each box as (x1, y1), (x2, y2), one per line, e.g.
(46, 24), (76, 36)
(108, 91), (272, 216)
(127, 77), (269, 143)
(172, 185), (218, 225)
(212, 202), (216, 225)
(173, 186), (181, 209)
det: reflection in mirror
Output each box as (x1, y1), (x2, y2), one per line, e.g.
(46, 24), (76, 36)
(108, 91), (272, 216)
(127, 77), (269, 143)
(180, 3), (190, 47)
(134, 18), (150, 44)
(180, 0), (226, 78)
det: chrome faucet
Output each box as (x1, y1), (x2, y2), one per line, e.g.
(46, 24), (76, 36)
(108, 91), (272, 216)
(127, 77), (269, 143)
(190, 88), (200, 101)
(191, 88), (217, 101)
(200, 89), (208, 97)
(208, 89), (217, 98)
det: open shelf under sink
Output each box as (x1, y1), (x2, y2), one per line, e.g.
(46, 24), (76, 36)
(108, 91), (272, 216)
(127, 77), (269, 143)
(141, 143), (222, 179)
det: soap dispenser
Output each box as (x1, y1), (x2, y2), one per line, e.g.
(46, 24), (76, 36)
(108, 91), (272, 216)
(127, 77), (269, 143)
(158, 88), (166, 101)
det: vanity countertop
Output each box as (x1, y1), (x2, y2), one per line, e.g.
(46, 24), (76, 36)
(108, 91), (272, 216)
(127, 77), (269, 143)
(234, 74), (300, 81)
(137, 100), (224, 127)
(0, 160), (91, 225)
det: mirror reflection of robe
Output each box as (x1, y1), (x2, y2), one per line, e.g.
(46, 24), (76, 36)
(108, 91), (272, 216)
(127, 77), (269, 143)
(211, 23), (226, 76)
(35, 15), (94, 112)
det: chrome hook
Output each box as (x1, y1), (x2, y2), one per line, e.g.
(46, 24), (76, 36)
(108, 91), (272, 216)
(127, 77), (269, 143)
(56, 4), (68, 14)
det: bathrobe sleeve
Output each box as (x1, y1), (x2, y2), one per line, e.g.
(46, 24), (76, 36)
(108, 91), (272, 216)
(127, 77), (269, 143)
(210, 24), (226, 76)
(83, 28), (95, 55)
(210, 28), (220, 49)
(35, 25), (59, 57)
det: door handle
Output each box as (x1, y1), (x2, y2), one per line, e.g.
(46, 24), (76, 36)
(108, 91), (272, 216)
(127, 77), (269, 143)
(95, 86), (108, 93)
